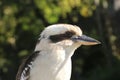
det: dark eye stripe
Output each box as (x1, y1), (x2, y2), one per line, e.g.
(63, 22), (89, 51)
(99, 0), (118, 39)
(49, 31), (76, 43)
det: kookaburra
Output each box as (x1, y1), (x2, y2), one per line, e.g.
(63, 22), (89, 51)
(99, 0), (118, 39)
(16, 24), (100, 80)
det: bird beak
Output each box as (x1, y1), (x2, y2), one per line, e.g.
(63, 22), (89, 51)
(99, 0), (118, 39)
(72, 35), (101, 45)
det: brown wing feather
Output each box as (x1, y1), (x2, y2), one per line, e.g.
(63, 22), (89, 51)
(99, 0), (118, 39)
(16, 51), (40, 80)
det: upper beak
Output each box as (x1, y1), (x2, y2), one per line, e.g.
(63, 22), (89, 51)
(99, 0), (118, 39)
(72, 35), (101, 45)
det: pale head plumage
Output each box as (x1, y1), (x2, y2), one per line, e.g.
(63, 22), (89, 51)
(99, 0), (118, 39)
(36, 24), (100, 50)
(40, 24), (82, 38)
(35, 24), (100, 51)
(35, 24), (82, 52)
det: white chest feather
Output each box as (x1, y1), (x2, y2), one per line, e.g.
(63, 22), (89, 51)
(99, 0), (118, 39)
(30, 49), (72, 80)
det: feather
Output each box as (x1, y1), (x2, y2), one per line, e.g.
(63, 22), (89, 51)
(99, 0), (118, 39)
(16, 51), (40, 80)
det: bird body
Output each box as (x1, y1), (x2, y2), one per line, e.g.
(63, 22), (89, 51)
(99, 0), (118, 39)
(16, 24), (100, 80)
(30, 45), (72, 80)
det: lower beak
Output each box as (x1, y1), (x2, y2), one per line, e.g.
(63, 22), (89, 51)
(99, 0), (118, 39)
(72, 35), (101, 45)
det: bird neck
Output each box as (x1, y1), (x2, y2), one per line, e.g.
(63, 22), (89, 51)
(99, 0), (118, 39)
(33, 41), (75, 80)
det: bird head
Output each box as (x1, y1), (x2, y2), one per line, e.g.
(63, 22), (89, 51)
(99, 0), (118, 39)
(35, 24), (100, 53)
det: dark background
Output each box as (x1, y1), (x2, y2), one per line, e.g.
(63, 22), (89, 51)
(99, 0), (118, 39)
(0, 0), (120, 80)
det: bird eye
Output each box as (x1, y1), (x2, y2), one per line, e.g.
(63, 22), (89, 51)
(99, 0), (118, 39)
(71, 36), (79, 41)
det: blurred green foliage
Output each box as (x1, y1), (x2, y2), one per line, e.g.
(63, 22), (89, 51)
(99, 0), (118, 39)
(0, 0), (120, 80)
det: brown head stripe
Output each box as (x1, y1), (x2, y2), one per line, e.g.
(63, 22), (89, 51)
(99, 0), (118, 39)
(49, 31), (76, 43)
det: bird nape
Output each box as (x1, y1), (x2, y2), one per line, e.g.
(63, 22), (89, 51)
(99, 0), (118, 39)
(16, 24), (100, 80)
